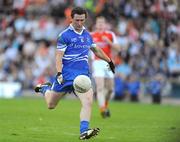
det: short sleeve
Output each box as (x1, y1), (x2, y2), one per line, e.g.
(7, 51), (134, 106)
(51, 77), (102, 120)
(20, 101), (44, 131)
(89, 35), (97, 48)
(57, 34), (67, 51)
(111, 32), (118, 44)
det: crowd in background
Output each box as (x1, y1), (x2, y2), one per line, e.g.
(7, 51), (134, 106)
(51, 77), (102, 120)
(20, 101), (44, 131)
(0, 0), (179, 101)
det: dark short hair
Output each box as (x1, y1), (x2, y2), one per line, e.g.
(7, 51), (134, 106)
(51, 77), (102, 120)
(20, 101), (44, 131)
(71, 7), (88, 18)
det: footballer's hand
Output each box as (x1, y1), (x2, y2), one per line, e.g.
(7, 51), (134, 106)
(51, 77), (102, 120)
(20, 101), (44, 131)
(108, 60), (115, 74)
(56, 72), (63, 84)
(102, 36), (111, 44)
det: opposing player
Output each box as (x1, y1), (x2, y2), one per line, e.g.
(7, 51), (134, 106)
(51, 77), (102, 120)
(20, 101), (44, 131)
(91, 16), (120, 118)
(34, 7), (115, 140)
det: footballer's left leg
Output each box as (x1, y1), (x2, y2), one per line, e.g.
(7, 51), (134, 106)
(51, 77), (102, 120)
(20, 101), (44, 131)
(79, 128), (100, 140)
(76, 88), (100, 139)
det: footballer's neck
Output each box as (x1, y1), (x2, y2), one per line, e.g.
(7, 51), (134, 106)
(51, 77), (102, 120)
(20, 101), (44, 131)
(74, 27), (84, 33)
(75, 29), (83, 33)
(71, 24), (84, 33)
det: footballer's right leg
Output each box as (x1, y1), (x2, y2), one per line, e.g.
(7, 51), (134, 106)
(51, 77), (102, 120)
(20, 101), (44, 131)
(103, 78), (114, 117)
(95, 77), (107, 117)
(34, 82), (65, 109)
(44, 90), (65, 109)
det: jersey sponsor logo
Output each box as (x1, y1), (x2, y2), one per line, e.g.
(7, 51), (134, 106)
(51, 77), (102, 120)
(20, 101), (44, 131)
(93, 37), (98, 41)
(69, 43), (90, 49)
(86, 37), (91, 43)
(71, 37), (77, 42)
(96, 42), (108, 48)
(79, 36), (84, 43)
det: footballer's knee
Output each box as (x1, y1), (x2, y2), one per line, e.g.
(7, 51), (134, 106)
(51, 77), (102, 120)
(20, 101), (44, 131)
(87, 99), (93, 107)
(47, 103), (56, 109)
(96, 87), (104, 94)
(84, 97), (93, 108)
(108, 89), (113, 94)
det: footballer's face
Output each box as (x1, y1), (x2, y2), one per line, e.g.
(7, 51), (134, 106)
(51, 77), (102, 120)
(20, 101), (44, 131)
(95, 18), (106, 32)
(72, 14), (86, 32)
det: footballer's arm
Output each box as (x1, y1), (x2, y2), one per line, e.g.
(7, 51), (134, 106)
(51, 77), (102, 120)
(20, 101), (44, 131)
(56, 50), (64, 73)
(102, 37), (121, 52)
(102, 34), (121, 52)
(108, 41), (121, 52)
(90, 46), (111, 62)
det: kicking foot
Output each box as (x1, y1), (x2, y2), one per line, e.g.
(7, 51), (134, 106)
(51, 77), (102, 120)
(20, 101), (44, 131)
(34, 82), (52, 93)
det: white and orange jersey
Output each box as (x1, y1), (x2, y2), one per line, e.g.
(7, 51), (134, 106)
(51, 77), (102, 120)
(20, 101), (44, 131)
(91, 30), (118, 60)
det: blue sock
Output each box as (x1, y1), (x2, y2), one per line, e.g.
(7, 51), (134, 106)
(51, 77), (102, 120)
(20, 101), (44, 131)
(80, 121), (89, 134)
(40, 86), (51, 95)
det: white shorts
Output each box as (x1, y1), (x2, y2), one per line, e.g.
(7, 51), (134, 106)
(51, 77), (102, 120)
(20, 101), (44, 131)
(92, 60), (114, 78)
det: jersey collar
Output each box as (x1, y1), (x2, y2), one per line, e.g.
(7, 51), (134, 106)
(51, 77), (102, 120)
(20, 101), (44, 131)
(69, 24), (85, 35)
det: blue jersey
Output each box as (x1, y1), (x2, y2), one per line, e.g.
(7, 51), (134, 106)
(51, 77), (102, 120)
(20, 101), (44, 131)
(57, 25), (95, 81)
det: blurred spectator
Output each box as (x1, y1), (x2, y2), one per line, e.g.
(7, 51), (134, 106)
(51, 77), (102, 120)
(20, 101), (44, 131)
(167, 41), (180, 77)
(127, 74), (141, 102)
(146, 73), (165, 104)
(114, 53), (132, 100)
(114, 76), (126, 101)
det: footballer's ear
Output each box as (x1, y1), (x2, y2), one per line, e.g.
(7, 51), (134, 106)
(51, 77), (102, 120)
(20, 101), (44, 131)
(70, 18), (72, 23)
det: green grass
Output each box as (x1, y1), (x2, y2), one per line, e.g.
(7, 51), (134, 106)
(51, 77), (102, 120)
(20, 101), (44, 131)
(0, 98), (180, 142)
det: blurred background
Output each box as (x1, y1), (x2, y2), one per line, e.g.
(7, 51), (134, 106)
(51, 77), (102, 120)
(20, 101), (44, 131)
(0, 0), (179, 104)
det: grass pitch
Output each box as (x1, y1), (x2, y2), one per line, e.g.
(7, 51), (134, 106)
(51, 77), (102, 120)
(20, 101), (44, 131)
(0, 98), (180, 142)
